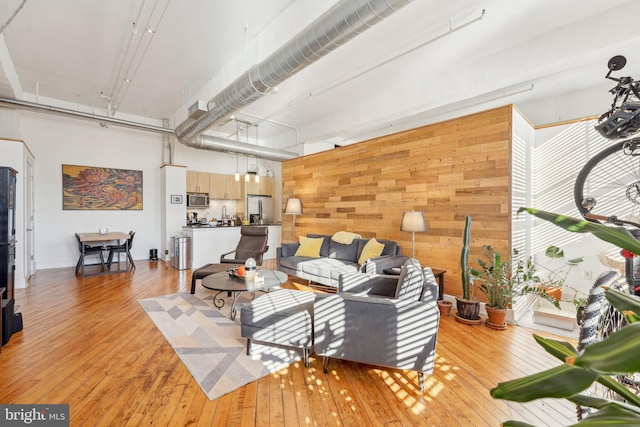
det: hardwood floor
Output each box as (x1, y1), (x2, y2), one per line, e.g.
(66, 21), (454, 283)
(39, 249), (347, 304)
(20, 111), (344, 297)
(0, 260), (578, 426)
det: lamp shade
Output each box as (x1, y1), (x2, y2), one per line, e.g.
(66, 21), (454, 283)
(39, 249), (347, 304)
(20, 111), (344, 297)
(285, 198), (302, 215)
(401, 211), (427, 232)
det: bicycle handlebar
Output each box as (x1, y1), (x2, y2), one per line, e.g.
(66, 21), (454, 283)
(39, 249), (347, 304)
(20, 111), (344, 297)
(584, 212), (640, 229)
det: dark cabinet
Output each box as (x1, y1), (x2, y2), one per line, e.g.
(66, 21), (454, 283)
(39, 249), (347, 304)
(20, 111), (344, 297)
(0, 167), (17, 300)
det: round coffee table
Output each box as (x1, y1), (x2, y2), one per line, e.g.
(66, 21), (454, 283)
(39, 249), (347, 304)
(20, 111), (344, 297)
(201, 269), (287, 320)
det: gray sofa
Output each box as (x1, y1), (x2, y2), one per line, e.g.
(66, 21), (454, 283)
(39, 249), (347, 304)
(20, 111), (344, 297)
(276, 233), (407, 287)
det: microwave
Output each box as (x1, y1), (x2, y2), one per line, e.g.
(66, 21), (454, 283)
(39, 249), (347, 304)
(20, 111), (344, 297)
(187, 193), (209, 208)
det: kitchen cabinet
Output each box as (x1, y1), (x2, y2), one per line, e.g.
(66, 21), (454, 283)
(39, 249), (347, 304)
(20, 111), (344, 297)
(209, 174), (241, 200)
(186, 171), (210, 193)
(244, 176), (275, 197)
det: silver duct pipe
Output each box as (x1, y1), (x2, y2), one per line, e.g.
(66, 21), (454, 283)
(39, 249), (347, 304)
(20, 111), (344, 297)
(0, 96), (174, 135)
(0, 96), (295, 160)
(193, 134), (297, 161)
(175, 0), (414, 145)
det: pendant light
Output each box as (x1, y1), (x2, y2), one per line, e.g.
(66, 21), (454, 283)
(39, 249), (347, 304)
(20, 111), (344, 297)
(234, 153), (240, 181)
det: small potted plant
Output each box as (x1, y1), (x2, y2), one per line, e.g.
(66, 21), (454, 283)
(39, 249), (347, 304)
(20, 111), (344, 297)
(437, 299), (452, 316)
(533, 245), (584, 301)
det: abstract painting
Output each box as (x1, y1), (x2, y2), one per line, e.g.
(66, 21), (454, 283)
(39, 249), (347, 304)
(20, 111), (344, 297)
(62, 164), (143, 210)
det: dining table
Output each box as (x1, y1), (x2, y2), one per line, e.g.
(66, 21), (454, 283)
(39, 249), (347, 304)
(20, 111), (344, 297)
(77, 231), (132, 277)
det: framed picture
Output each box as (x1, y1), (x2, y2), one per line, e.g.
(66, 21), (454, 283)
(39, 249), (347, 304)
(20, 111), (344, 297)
(62, 164), (143, 210)
(171, 194), (183, 204)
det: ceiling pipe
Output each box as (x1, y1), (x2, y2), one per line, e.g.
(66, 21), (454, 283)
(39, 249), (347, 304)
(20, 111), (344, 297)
(0, 96), (297, 161)
(0, 96), (174, 134)
(193, 134), (297, 161)
(175, 0), (415, 147)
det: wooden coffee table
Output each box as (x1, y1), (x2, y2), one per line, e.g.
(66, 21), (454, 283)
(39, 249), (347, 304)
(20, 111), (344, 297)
(201, 269), (287, 320)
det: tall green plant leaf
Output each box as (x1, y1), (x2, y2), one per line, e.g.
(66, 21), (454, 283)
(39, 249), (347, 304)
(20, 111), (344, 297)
(490, 364), (600, 401)
(571, 322), (640, 374)
(606, 288), (640, 321)
(532, 334), (577, 361)
(518, 207), (640, 255)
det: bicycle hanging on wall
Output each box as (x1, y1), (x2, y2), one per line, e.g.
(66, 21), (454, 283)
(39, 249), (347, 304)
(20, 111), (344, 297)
(572, 54), (640, 420)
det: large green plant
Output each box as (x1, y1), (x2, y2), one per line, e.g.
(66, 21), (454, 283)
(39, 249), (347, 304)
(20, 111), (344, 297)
(489, 207), (640, 425)
(471, 245), (538, 309)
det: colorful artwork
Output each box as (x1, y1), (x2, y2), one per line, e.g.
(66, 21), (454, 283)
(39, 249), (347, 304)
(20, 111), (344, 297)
(62, 165), (143, 210)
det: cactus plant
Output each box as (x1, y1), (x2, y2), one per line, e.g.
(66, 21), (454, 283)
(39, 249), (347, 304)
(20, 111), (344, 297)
(460, 215), (473, 300)
(456, 215), (481, 322)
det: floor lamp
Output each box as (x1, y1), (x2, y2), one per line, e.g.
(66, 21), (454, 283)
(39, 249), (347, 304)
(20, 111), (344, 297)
(401, 211), (427, 259)
(285, 197), (302, 241)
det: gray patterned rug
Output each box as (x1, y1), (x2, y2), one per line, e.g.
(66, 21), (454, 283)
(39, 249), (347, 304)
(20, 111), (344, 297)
(138, 287), (299, 400)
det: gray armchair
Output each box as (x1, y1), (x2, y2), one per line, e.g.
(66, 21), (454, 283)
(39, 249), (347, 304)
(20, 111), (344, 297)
(313, 259), (440, 391)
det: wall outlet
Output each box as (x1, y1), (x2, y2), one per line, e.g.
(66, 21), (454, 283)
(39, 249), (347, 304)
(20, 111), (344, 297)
(583, 269), (592, 280)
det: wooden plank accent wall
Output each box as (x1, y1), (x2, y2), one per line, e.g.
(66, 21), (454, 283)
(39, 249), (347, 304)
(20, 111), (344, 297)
(282, 106), (513, 299)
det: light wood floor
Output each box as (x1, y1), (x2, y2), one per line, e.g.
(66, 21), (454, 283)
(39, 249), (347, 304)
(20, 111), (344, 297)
(0, 260), (578, 426)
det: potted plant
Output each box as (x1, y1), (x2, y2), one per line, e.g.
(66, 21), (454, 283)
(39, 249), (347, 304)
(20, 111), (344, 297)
(437, 299), (452, 316)
(455, 215), (481, 324)
(470, 245), (537, 329)
(534, 245), (584, 301)
(519, 245), (585, 324)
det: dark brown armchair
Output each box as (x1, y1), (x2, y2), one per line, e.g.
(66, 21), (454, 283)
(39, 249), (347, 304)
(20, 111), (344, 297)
(190, 226), (269, 294)
(220, 226), (269, 265)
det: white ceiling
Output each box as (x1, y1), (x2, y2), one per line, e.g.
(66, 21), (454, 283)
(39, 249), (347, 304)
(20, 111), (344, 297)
(1, 0), (639, 153)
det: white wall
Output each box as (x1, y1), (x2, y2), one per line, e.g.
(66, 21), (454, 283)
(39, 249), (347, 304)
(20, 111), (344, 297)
(5, 110), (284, 271)
(19, 112), (164, 269)
(161, 165), (187, 261)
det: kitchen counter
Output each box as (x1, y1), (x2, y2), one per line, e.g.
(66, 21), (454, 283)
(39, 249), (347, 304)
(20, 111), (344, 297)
(183, 223), (281, 229)
(181, 224), (281, 269)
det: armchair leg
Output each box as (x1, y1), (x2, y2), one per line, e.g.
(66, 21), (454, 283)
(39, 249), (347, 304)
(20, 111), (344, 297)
(190, 274), (197, 294)
(246, 338), (252, 356)
(418, 372), (424, 392)
(303, 348), (309, 367)
(323, 356), (329, 373)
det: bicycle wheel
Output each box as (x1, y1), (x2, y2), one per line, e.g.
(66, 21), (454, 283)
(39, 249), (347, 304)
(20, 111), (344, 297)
(576, 271), (639, 420)
(574, 138), (640, 221)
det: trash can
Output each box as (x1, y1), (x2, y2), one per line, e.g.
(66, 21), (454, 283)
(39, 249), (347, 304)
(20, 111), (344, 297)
(171, 236), (191, 270)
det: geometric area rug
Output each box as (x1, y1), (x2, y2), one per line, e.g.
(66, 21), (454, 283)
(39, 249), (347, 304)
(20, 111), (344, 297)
(138, 287), (300, 400)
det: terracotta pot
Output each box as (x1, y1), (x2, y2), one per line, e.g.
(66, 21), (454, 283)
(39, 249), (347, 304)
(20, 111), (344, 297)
(540, 285), (562, 301)
(455, 297), (480, 320)
(485, 306), (507, 328)
(438, 300), (452, 316)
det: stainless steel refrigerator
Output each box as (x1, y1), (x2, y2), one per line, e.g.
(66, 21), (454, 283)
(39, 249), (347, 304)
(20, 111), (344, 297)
(247, 194), (273, 224)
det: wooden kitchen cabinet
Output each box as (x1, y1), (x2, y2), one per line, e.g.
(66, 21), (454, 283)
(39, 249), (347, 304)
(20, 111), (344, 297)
(244, 176), (275, 197)
(209, 174), (241, 199)
(225, 175), (242, 199)
(186, 171), (210, 193)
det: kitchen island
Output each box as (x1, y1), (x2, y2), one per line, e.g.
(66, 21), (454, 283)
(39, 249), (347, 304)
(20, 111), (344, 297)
(182, 224), (281, 270)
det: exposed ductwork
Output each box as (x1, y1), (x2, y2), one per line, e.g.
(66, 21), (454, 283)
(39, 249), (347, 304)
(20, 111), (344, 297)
(190, 134), (297, 161)
(175, 0), (415, 148)
(0, 96), (298, 161)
